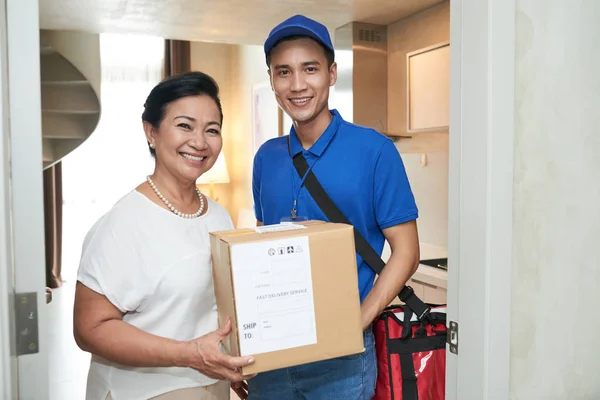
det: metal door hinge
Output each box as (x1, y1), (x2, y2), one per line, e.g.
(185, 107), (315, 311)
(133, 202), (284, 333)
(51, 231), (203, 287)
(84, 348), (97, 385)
(15, 292), (39, 355)
(448, 320), (458, 354)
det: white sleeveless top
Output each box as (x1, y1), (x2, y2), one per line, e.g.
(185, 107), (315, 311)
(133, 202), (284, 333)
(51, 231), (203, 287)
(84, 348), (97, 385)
(77, 190), (234, 400)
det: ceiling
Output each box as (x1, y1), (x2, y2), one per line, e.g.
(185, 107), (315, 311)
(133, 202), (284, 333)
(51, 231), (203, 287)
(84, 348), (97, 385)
(39, 0), (444, 45)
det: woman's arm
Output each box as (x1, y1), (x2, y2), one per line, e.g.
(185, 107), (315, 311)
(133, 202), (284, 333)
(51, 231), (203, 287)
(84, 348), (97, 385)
(73, 282), (254, 381)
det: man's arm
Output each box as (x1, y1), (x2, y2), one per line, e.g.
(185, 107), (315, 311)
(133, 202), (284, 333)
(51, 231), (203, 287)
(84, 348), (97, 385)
(360, 220), (420, 330)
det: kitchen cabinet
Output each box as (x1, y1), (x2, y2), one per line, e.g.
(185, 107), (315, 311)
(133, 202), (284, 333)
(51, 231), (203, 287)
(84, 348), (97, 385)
(407, 277), (425, 300)
(389, 276), (447, 307)
(408, 277), (447, 305)
(406, 41), (450, 133)
(384, 242), (448, 307)
(411, 279), (446, 304)
(384, 2), (450, 153)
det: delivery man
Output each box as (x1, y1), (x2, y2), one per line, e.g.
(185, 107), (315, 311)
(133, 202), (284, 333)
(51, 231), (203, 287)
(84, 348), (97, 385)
(246, 14), (420, 400)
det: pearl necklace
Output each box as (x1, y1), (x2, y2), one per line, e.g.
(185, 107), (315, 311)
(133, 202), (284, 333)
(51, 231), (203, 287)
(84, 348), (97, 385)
(146, 175), (205, 219)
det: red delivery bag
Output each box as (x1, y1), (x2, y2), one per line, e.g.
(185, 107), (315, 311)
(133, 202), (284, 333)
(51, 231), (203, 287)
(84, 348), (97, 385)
(373, 302), (447, 400)
(290, 150), (447, 400)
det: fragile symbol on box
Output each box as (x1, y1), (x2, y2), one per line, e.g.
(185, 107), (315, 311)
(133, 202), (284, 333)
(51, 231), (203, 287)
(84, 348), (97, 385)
(278, 247), (285, 255)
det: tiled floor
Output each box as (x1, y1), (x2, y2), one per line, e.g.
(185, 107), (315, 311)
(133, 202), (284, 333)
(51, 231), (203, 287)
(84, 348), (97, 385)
(47, 280), (90, 400)
(46, 201), (99, 399)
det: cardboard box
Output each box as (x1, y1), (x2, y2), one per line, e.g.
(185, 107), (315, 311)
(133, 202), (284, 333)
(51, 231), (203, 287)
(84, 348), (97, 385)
(210, 220), (364, 374)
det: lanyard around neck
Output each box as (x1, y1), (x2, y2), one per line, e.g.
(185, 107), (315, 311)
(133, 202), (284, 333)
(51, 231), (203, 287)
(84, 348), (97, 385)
(288, 136), (317, 218)
(288, 136), (315, 185)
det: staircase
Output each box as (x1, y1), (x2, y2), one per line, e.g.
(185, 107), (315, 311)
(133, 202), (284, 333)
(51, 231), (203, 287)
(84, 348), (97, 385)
(39, 30), (101, 169)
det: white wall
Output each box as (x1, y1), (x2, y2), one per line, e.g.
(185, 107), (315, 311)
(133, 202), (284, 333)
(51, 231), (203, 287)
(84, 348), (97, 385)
(510, 1), (600, 398)
(402, 152), (448, 247)
(61, 34), (162, 280)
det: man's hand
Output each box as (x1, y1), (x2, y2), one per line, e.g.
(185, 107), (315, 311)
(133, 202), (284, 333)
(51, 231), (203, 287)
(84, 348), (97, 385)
(182, 319), (256, 382)
(231, 380), (249, 399)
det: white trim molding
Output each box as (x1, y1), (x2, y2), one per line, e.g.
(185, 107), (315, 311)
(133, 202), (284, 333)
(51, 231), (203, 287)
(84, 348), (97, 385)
(0, 0), (17, 397)
(4, 0), (48, 398)
(447, 0), (515, 399)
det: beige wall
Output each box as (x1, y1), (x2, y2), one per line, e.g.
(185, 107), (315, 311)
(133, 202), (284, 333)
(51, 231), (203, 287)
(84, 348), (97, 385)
(401, 152), (449, 248)
(511, 0), (600, 397)
(190, 41), (235, 214)
(387, 1), (450, 248)
(190, 42), (267, 225)
(229, 45), (269, 225)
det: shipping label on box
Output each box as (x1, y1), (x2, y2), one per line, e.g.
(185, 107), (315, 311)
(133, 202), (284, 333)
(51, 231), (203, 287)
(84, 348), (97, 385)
(231, 235), (317, 355)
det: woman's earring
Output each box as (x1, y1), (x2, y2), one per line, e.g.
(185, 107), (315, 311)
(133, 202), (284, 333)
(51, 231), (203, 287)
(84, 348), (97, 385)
(149, 143), (155, 149)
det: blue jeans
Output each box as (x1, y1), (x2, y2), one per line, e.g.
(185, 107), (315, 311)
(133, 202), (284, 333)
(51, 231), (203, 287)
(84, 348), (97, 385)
(247, 328), (377, 400)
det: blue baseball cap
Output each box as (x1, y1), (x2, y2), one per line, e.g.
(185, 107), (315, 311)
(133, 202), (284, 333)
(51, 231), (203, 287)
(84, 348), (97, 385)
(263, 14), (334, 65)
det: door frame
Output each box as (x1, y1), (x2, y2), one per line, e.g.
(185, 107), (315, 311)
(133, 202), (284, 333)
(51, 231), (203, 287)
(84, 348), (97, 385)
(0, 0), (518, 398)
(0, 0), (48, 398)
(0, 0), (18, 397)
(447, 0), (516, 399)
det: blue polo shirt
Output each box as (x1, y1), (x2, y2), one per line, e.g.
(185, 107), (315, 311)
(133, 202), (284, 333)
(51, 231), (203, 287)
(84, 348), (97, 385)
(252, 109), (418, 302)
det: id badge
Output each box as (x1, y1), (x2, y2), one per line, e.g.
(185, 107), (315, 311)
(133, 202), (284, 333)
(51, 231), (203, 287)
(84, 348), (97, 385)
(282, 200), (307, 223)
(280, 215), (308, 223)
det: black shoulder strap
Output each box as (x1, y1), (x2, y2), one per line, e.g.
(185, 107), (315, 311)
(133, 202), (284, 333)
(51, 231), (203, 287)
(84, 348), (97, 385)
(291, 152), (431, 321)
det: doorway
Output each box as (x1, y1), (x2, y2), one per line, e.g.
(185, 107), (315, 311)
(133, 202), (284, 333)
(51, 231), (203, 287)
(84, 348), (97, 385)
(0, 0), (516, 398)
(47, 33), (163, 399)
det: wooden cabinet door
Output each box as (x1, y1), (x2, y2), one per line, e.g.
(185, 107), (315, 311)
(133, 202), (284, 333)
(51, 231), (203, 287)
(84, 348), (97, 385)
(411, 278), (447, 305)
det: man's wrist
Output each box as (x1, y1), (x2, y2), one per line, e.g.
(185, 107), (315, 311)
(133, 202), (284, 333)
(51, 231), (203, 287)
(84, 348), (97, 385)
(360, 303), (378, 331)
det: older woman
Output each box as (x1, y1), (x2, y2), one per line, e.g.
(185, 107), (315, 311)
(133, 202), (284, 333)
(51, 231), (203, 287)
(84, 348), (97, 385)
(73, 71), (254, 400)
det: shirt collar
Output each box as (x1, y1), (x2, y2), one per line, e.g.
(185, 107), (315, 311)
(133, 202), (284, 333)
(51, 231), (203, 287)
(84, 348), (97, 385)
(288, 109), (342, 157)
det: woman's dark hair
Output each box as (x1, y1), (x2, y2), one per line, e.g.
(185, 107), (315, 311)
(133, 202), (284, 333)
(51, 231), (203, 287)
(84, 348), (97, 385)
(142, 71), (223, 158)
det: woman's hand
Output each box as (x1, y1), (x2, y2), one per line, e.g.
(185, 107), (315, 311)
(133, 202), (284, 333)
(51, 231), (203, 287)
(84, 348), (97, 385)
(231, 381), (249, 399)
(74, 282), (256, 380)
(183, 319), (256, 382)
